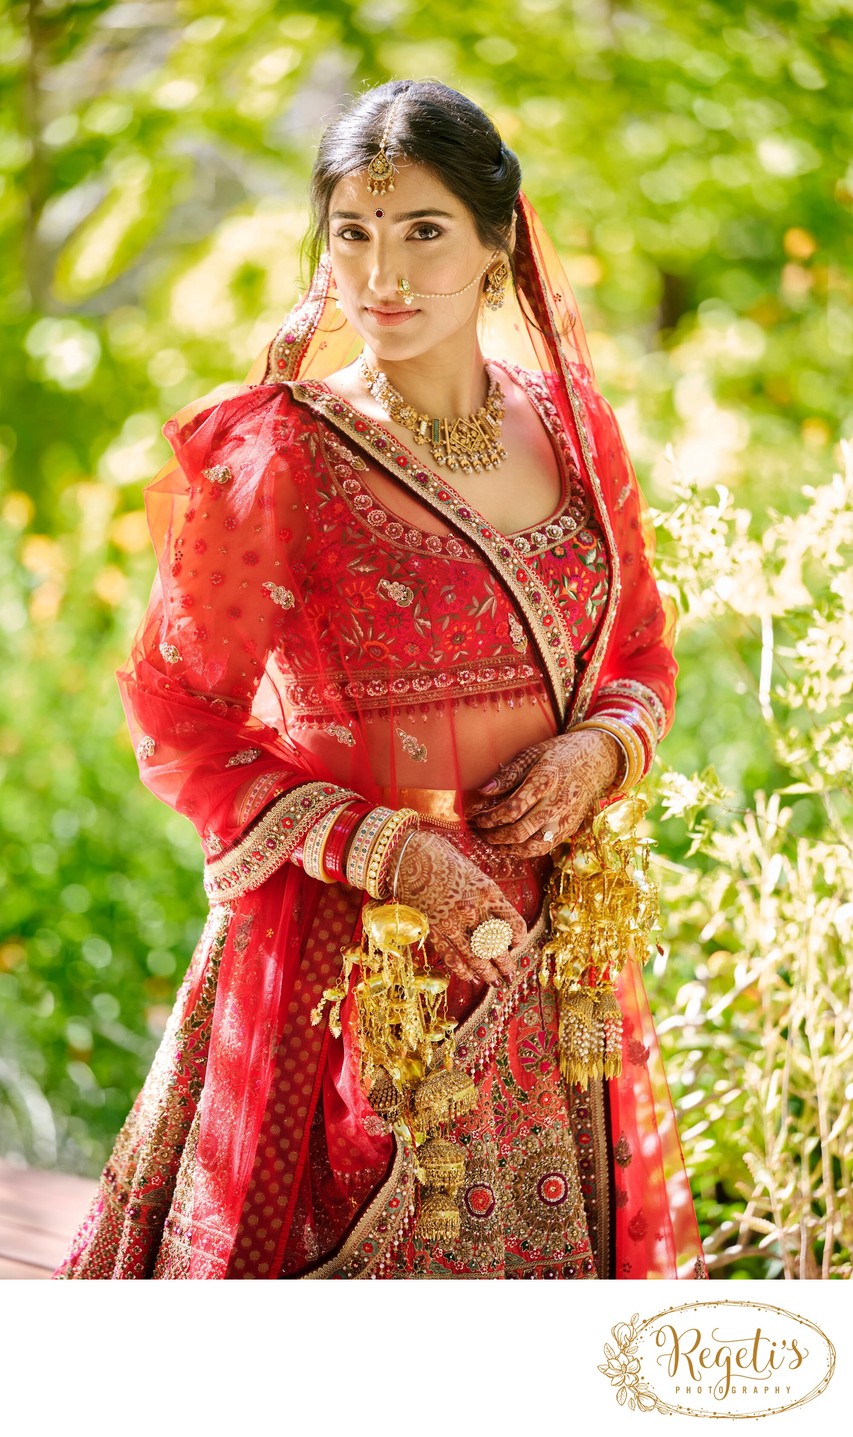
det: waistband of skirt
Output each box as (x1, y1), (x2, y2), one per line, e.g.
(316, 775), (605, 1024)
(378, 786), (479, 824)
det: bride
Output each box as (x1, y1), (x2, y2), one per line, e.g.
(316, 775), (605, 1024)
(55, 79), (706, 1280)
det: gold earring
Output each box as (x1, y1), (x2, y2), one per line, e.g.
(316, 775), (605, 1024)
(484, 260), (510, 312)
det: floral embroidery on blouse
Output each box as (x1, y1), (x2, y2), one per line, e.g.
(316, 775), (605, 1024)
(508, 615), (528, 653)
(273, 379), (610, 724)
(325, 723), (356, 746)
(377, 578), (415, 607)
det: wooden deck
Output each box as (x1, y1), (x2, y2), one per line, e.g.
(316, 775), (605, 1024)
(0, 1159), (97, 1279)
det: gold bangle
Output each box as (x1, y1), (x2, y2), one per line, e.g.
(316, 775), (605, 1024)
(569, 718), (644, 790)
(589, 705), (658, 774)
(567, 718), (632, 787)
(620, 705), (659, 769)
(364, 808), (421, 900)
(604, 719), (645, 787)
(568, 718), (628, 787)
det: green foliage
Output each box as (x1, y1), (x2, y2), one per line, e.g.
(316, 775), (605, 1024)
(1, 2), (851, 1273)
(647, 445), (853, 1277)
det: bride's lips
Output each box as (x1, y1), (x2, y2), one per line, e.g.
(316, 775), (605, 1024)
(364, 306), (420, 327)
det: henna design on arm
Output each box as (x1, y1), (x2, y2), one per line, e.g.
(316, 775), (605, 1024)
(467, 729), (622, 857)
(393, 829), (528, 986)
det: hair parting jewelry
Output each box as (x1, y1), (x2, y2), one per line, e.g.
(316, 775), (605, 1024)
(366, 92), (404, 196)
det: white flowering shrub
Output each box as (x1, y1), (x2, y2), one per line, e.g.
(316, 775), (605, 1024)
(648, 442), (853, 1278)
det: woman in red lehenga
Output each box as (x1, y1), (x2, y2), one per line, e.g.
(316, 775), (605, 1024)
(55, 80), (707, 1281)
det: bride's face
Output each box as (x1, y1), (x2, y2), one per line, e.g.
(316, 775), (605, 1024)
(327, 161), (498, 361)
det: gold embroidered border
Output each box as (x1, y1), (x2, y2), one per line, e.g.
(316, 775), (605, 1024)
(263, 254), (333, 383)
(283, 660), (545, 719)
(203, 781), (359, 901)
(317, 371), (592, 564)
(520, 232), (624, 730)
(586, 1076), (613, 1281)
(300, 1137), (417, 1279)
(289, 382), (576, 727)
(237, 770), (289, 828)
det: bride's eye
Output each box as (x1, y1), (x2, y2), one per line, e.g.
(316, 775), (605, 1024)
(334, 227), (368, 241)
(411, 224), (441, 241)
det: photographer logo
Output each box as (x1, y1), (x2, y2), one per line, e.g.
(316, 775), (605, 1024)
(599, 1300), (835, 1418)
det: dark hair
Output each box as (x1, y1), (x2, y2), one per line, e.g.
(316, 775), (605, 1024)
(307, 80), (522, 277)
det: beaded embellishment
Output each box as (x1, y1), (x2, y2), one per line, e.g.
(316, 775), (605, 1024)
(226, 748), (262, 768)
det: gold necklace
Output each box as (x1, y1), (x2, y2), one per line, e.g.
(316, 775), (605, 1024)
(357, 355), (507, 474)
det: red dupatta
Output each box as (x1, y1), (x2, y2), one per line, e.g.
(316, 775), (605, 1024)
(115, 192), (703, 1278)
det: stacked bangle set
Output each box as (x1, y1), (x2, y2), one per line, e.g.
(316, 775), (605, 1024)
(290, 686), (662, 890)
(568, 699), (659, 793)
(294, 795), (420, 899)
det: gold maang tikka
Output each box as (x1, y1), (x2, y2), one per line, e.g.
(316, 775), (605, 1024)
(366, 93), (403, 197)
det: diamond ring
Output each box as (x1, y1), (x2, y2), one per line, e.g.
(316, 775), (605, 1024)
(469, 917), (514, 961)
(542, 828), (557, 844)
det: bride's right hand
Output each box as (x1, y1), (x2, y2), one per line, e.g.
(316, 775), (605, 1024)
(390, 829), (527, 987)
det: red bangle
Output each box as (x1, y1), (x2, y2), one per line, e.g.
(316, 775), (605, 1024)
(323, 801), (373, 882)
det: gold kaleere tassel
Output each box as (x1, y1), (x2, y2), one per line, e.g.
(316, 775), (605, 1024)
(598, 986), (624, 1080)
(414, 1057), (477, 1133)
(416, 1191), (461, 1245)
(311, 898), (474, 1248)
(417, 1135), (466, 1189)
(540, 794), (660, 1089)
(557, 988), (602, 1087)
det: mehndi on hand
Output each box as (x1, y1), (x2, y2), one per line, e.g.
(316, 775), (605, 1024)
(464, 728), (622, 859)
(392, 828), (528, 988)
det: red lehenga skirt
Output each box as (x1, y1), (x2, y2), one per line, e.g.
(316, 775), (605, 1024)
(53, 810), (705, 1281)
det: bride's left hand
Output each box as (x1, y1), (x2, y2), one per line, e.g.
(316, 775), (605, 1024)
(464, 729), (623, 858)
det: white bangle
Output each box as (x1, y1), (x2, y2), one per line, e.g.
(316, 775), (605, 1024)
(391, 829), (418, 900)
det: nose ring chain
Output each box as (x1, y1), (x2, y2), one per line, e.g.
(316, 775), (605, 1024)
(396, 253), (499, 306)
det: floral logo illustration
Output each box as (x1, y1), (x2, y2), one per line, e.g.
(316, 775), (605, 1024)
(598, 1314), (670, 1414)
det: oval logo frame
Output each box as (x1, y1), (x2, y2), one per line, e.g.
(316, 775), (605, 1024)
(599, 1300), (836, 1418)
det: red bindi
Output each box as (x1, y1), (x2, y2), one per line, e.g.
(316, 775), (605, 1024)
(374, 208), (384, 218)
